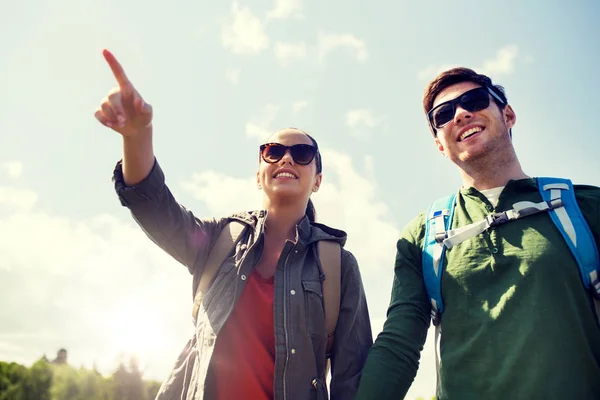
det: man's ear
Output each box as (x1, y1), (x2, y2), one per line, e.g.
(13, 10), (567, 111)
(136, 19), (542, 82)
(503, 104), (516, 130)
(435, 137), (445, 155)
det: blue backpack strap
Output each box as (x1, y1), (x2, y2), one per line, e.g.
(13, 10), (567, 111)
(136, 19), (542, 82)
(423, 193), (457, 326)
(537, 177), (600, 307)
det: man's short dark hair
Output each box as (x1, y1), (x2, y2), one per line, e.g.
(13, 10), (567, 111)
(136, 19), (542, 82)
(423, 67), (509, 135)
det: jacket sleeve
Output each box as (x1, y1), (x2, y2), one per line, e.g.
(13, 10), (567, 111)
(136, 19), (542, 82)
(329, 249), (373, 400)
(113, 158), (228, 277)
(355, 214), (431, 400)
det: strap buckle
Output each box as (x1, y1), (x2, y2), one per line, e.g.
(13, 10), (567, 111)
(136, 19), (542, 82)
(435, 232), (447, 243)
(591, 276), (600, 300)
(485, 212), (509, 228)
(431, 308), (441, 326)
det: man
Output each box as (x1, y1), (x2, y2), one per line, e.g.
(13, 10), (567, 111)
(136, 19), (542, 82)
(356, 67), (600, 399)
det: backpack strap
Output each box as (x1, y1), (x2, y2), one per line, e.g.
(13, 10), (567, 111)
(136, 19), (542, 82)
(422, 193), (456, 396)
(537, 177), (600, 322)
(318, 240), (342, 357)
(442, 198), (564, 249)
(192, 221), (246, 324)
(422, 193), (457, 326)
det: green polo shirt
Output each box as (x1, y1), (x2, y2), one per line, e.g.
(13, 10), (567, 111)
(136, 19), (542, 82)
(356, 178), (600, 400)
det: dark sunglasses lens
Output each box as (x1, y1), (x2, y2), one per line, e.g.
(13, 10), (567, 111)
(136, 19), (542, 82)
(290, 145), (316, 165)
(433, 104), (455, 128)
(262, 144), (285, 163)
(461, 89), (490, 113)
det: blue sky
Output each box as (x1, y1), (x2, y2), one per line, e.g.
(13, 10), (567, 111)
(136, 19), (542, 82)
(1, 0), (599, 398)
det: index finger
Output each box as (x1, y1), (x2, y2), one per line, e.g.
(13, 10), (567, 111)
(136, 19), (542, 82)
(103, 49), (131, 89)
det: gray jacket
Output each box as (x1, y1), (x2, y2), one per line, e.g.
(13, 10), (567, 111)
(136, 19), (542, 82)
(113, 160), (373, 400)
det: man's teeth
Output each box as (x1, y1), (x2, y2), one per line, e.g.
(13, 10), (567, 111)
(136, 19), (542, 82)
(276, 172), (296, 178)
(460, 127), (483, 141)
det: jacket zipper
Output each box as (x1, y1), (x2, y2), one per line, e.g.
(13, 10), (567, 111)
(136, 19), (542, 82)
(282, 242), (296, 400)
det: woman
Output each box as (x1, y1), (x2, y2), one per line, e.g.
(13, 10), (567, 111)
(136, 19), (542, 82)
(94, 49), (372, 400)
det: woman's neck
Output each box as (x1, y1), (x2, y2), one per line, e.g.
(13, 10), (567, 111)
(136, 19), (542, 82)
(263, 202), (306, 241)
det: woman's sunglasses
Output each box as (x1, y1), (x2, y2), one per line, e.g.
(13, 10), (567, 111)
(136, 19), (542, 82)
(259, 143), (318, 165)
(428, 86), (506, 130)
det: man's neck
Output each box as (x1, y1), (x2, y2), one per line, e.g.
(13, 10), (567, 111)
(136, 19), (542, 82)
(458, 152), (529, 191)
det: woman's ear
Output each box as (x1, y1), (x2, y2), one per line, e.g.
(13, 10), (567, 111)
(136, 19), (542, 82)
(312, 173), (322, 192)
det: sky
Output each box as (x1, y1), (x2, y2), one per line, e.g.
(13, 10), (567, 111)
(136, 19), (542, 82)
(1, 0), (599, 398)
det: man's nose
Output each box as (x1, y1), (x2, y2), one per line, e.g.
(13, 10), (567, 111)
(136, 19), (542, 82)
(453, 104), (473, 125)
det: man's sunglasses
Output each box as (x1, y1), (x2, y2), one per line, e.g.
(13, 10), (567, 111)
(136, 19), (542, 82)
(428, 86), (506, 131)
(259, 143), (318, 165)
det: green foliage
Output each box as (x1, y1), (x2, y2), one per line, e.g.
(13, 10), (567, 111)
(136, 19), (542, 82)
(0, 356), (162, 400)
(146, 380), (161, 399)
(29, 359), (52, 400)
(0, 361), (30, 400)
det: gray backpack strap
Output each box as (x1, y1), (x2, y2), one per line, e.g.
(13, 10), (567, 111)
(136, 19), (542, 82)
(318, 240), (342, 357)
(192, 221), (246, 324)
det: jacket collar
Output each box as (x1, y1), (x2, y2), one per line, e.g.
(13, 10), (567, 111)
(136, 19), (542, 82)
(228, 210), (347, 247)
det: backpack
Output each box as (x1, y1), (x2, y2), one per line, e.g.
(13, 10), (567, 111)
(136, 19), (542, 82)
(422, 177), (600, 392)
(191, 221), (342, 356)
(423, 177), (600, 327)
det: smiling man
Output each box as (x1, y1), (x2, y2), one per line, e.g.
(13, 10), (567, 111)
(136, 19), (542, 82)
(356, 67), (600, 399)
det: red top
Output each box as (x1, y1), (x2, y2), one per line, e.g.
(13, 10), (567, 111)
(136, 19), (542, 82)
(210, 269), (275, 399)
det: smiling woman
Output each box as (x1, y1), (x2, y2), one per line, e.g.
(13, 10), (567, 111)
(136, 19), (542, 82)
(93, 49), (373, 400)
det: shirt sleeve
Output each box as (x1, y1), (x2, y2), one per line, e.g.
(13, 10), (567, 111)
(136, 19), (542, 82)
(113, 158), (227, 277)
(355, 213), (431, 400)
(329, 250), (373, 399)
(574, 185), (600, 246)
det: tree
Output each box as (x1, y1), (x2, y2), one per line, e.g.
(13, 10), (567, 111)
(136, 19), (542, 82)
(49, 364), (80, 400)
(111, 357), (148, 400)
(146, 380), (161, 399)
(0, 362), (29, 400)
(78, 367), (111, 400)
(28, 358), (52, 400)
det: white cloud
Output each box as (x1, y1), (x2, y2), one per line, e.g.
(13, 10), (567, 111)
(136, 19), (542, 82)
(417, 64), (457, 81)
(182, 172), (263, 215)
(417, 45), (520, 80)
(346, 109), (378, 129)
(274, 41), (307, 67)
(222, 2), (270, 55)
(267, 0), (303, 20)
(246, 124), (273, 140)
(0, 185), (194, 381)
(345, 109), (386, 137)
(245, 104), (281, 140)
(0, 186), (38, 211)
(479, 45), (519, 76)
(292, 100), (309, 115)
(317, 32), (368, 63)
(3, 161), (23, 179)
(225, 68), (241, 84)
